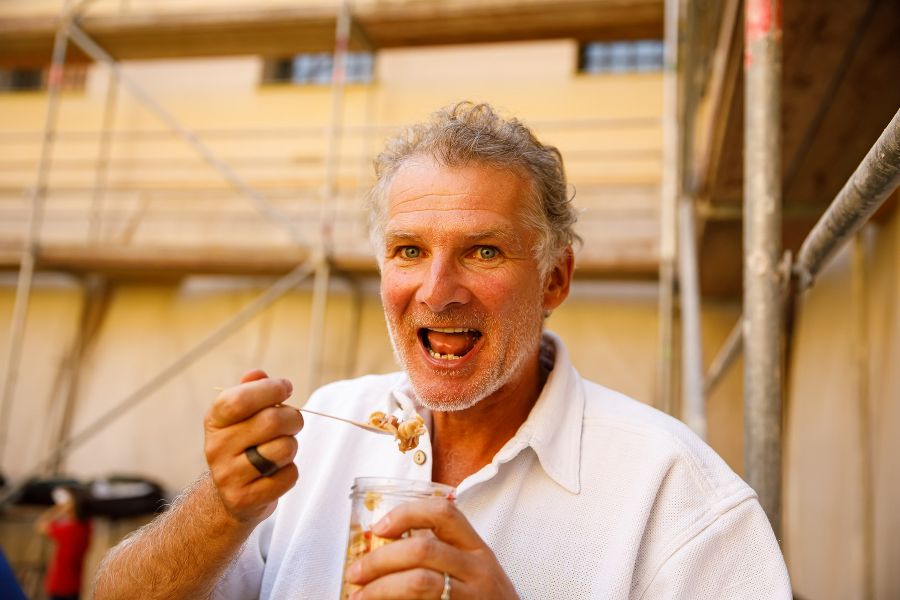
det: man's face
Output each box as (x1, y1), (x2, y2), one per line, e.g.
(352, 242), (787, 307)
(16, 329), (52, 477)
(380, 157), (550, 412)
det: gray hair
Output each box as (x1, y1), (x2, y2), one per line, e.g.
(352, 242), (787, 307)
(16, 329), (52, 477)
(367, 101), (580, 279)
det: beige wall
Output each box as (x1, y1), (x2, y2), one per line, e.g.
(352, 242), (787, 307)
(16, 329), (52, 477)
(785, 207), (900, 600)
(0, 275), (84, 476)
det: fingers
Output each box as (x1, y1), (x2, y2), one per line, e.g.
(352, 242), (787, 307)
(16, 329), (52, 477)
(252, 434), (299, 471)
(207, 376), (293, 428)
(373, 498), (484, 552)
(349, 568), (453, 600)
(203, 372), (301, 525)
(214, 461), (299, 522)
(347, 535), (468, 589)
(349, 499), (518, 600)
(210, 438), (299, 496)
(349, 500), (518, 600)
(224, 405), (304, 453)
(205, 405), (302, 464)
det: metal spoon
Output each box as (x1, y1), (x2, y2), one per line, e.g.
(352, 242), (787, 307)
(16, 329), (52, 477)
(212, 387), (391, 436)
(296, 407), (392, 436)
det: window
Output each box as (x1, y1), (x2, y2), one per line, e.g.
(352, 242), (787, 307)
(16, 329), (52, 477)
(262, 52), (374, 85)
(0, 68), (43, 91)
(579, 40), (664, 74)
(0, 65), (88, 92)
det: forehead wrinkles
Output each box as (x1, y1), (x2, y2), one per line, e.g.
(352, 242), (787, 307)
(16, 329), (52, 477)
(389, 189), (465, 210)
(388, 186), (507, 215)
(388, 158), (525, 203)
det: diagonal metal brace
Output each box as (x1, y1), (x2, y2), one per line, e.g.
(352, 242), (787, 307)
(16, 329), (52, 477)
(66, 21), (312, 249)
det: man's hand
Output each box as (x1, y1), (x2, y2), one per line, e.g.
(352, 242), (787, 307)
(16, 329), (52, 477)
(204, 369), (303, 526)
(346, 498), (519, 600)
(93, 370), (302, 600)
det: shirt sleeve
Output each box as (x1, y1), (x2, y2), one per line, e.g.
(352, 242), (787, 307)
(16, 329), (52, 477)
(210, 519), (272, 600)
(639, 498), (792, 599)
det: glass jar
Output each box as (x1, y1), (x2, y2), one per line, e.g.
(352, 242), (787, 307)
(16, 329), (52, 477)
(339, 477), (456, 599)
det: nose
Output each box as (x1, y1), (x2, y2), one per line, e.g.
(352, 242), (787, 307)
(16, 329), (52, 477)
(415, 255), (470, 312)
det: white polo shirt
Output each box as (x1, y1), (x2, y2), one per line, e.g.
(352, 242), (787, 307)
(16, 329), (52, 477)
(213, 333), (791, 599)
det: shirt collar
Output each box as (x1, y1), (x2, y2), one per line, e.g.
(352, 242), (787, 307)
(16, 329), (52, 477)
(513, 331), (583, 494)
(388, 331), (584, 495)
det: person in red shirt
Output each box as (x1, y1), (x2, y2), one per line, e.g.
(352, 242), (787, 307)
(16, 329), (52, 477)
(36, 487), (92, 600)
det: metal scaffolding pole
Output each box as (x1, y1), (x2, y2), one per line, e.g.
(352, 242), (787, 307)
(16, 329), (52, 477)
(88, 68), (120, 242)
(320, 0), (351, 255)
(704, 316), (742, 395)
(344, 274), (364, 377)
(306, 254), (332, 396)
(794, 108), (900, 289)
(0, 4), (75, 468)
(657, 0), (682, 415)
(0, 260), (316, 508)
(677, 0), (704, 437)
(743, 0), (784, 536)
(305, 0), (351, 396)
(50, 276), (109, 475)
(678, 198), (706, 437)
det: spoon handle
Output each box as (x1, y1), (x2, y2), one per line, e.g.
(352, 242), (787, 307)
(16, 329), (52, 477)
(298, 407), (392, 435)
(212, 387), (391, 435)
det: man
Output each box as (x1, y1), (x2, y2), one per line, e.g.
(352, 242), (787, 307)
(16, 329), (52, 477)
(94, 102), (791, 599)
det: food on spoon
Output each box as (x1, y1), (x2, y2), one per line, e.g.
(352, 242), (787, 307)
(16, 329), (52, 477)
(367, 411), (398, 434)
(395, 415), (426, 452)
(368, 411), (426, 453)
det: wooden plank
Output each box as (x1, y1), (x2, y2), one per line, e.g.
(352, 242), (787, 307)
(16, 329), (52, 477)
(781, 0), (873, 192)
(0, 1), (663, 67)
(688, 0), (741, 199)
(360, 0), (662, 48)
(784, 0), (900, 206)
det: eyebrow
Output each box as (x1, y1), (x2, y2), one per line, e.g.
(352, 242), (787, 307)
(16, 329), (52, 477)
(383, 228), (525, 251)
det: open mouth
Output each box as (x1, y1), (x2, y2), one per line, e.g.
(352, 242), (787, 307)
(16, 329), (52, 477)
(418, 327), (482, 360)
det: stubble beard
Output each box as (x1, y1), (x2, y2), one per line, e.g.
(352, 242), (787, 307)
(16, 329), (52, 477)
(384, 292), (545, 413)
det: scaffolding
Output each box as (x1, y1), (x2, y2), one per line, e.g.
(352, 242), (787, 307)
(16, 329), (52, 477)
(0, 0), (668, 507)
(1, 1), (899, 572)
(0, 0), (342, 504)
(660, 0), (900, 546)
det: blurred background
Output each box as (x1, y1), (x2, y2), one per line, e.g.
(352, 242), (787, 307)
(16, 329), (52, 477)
(0, 0), (897, 598)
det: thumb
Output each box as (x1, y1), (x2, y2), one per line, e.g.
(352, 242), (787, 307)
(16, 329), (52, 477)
(239, 369), (269, 384)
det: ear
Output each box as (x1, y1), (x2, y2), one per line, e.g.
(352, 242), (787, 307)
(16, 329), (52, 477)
(542, 246), (574, 312)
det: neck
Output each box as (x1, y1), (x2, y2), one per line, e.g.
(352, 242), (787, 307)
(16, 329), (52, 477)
(430, 352), (548, 488)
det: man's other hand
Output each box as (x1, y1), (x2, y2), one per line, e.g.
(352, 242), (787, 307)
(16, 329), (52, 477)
(346, 497), (519, 600)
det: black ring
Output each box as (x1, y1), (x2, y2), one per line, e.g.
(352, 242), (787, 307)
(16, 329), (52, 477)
(245, 445), (279, 477)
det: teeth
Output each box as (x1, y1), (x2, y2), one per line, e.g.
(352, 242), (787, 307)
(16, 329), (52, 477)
(428, 327), (474, 333)
(428, 348), (461, 360)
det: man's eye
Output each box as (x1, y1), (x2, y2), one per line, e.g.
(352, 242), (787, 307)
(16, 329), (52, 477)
(399, 247), (421, 259)
(476, 246), (499, 260)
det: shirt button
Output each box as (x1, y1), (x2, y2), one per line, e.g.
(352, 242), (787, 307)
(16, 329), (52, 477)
(413, 450), (427, 465)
